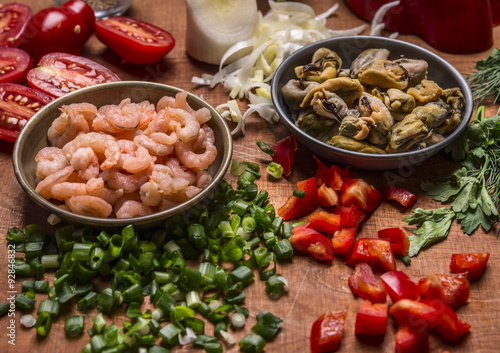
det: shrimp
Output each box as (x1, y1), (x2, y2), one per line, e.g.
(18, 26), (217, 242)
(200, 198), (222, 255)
(35, 166), (75, 200)
(164, 185), (202, 203)
(51, 182), (88, 200)
(68, 102), (98, 123)
(144, 108), (175, 135)
(175, 128), (217, 171)
(119, 145), (154, 173)
(95, 99), (156, 131)
(196, 170), (212, 188)
(164, 157), (196, 186)
(70, 147), (100, 181)
(139, 181), (163, 207)
(35, 147), (69, 181)
(100, 162), (153, 193)
(48, 105), (90, 148)
(156, 95), (176, 111)
(166, 107), (200, 142)
(115, 200), (152, 219)
(85, 177), (124, 205)
(172, 91), (211, 125)
(149, 164), (175, 194)
(134, 134), (174, 156)
(62, 132), (121, 170)
(65, 195), (113, 218)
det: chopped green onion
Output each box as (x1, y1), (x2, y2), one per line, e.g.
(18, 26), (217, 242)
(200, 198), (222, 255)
(65, 315), (85, 336)
(237, 171), (256, 188)
(35, 312), (52, 337)
(90, 247), (105, 270)
(38, 299), (60, 317)
(265, 274), (289, 298)
(71, 243), (94, 262)
(267, 162), (283, 179)
(21, 280), (49, 293)
(251, 311), (283, 341)
(90, 334), (107, 353)
(121, 283), (143, 303)
(108, 234), (124, 258)
(229, 266), (254, 285)
(186, 290), (201, 309)
(159, 323), (183, 345)
(256, 141), (275, 156)
(29, 258), (45, 279)
(0, 301), (10, 317)
(231, 312), (246, 328)
(239, 334), (266, 353)
(220, 236), (247, 262)
(92, 312), (106, 334)
(98, 288), (122, 315)
(178, 266), (201, 292)
(148, 346), (171, 353)
(273, 239), (294, 260)
(242, 217), (257, 233)
(231, 199), (250, 216)
(25, 241), (44, 258)
(187, 224), (207, 250)
(6, 227), (25, 243)
(77, 291), (98, 312)
(293, 189), (306, 199)
(15, 291), (36, 310)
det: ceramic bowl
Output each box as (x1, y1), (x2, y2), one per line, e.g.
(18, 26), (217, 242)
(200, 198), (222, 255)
(13, 81), (232, 230)
(271, 36), (473, 170)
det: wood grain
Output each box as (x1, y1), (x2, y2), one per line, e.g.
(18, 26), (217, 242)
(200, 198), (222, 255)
(1, 0), (499, 352)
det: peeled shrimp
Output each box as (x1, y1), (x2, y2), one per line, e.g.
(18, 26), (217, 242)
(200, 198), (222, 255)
(48, 105), (90, 148)
(115, 200), (152, 219)
(139, 181), (163, 207)
(134, 134), (174, 156)
(171, 91), (211, 125)
(35, 147), (69, 181)
(65, 195), (113, 218)
(35, 166), (75, 200)
(94, 99), (156, 131)
(175, 126), (217, 171)
(100, 162), (153, 194)
(166, 107), (200, 142)
(196, 170), (212, 188)
(164, 157), (196, 186)
(70, 147), (100, 181)
(164, 185), (202, 203)
(62, 132), (121, 170)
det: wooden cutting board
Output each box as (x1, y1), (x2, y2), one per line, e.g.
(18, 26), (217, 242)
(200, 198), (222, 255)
(0, 0), (499, 352)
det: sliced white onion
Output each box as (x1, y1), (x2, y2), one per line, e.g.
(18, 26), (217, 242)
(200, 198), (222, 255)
(151, 309), (163, 321)
(179, 327), (197, 345)
(208, 299), (222, 312)
(370, 1), (400, 36)
(231, 312), (246, 328)
(219, 330), (236, 346)
(20, 314), (36, 328)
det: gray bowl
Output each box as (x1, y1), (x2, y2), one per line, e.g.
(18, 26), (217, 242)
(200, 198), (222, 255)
(271, 36), (473, 170)
(13, 81), (232, 230)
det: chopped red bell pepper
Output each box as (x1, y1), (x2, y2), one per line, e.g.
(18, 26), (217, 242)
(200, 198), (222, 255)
(332, 205), (365, 228)
(310, 310), (347, 353)
(419, 298), (471, 341)
(346, 238), (396, 272)
(332, 228), (356, 258)
(271, 134), (297, 177)
(418, 273), (469, 310)
(340, 178), (382, 213)
(318, 184), (339, 208)
(389, 299), (441, 330)
(380, 271), (420, 303)
(307, 211), (341, 234)
(348, 262), (387, 303)
(395, 323), (429, 353)
(327, 165), (348, 191)
(355, 300), (388, 336)
(377, 227), (410, 256)
(290, 223), (333, 262)
(382, 187), (417, 209)
(314, 156), (330, 186)
(450, 253), (490, 279)
(278, 177), (318, 220)
(345, 0), (494, 54)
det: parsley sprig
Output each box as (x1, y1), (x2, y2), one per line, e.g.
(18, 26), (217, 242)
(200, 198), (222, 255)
(404, 107), (500, 257)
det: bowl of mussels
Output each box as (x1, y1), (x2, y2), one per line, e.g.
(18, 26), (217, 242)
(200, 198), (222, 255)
(271, 36), (473, 170)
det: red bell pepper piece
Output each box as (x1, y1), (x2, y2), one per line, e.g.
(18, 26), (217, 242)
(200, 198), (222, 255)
(278, 177), (318, 220)
(389, 299), (441, 330)
(317, 184), (339, 208)
(310, 310), (347, 353)
(340, 178), (382, 213)
(450, 253), (490, 279)
(380, 271), (420, 303)
(271, 135), (297, 177)
(382, 187), (417, 209)
(346, 238), (396, 272)
(307, 211), (341, 234)
(345, 0), (494, 54)
(348, 262), (387, 303)
(327, 165), (348, 191)
(419, 298), (471, 341)
(355, 300), (388, 336)
(313, 156), (329, 186)
(377, 227), (410, 256)
(290, 223), (333, 262)
(332, 228), (356, 258)
(331, 205), (365, 228)
(418, 273), (469, 310)
(395, 324), (429, 353)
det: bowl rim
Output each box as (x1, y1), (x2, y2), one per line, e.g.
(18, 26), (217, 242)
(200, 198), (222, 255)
(12, 81), (233, 229)
(271, 35), (473, 161)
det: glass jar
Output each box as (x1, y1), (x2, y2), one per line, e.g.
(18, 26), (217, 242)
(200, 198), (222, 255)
(53, 0), (133, 18)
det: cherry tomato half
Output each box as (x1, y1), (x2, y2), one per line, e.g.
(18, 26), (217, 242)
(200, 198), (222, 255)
(21, 0), (95, 63)
(0, 82), (53, 142)
(0, 47), (32, 84)
(95, 16), (175, 65)
(27, 52), (121, 98)
(0, 3), (32, 48)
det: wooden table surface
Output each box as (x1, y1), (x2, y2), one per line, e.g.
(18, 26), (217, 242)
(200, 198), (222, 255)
(1, 0), (499, 352)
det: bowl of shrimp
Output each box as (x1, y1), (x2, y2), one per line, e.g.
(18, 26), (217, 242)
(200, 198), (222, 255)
(13, 81), (233, 230)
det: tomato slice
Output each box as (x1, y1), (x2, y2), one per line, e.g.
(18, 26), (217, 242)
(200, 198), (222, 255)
(0, 3), (32, 48)
(95, 16), (175, 65)
(380, 271), (420, 303)
(418, 272), (469, 310)
(21, 1), (95, 63)
(272, 135), (297, 177)
(355, 300), (388, 336)
(419, 298), (471, 341)
(377, 227), (410, 256)
(395, 323), (429, 353)
(310, 310), (347, 353)
(450, 253), (490, 279)
(348, 262), (387, 303)
(0, 82), (53, 142)
(0, 47), (32, 84)
(27, 52), (121, 98)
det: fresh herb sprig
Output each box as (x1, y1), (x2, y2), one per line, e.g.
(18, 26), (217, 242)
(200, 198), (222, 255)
(467, 47), (500, 105)
(404, 107), (500, 256)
